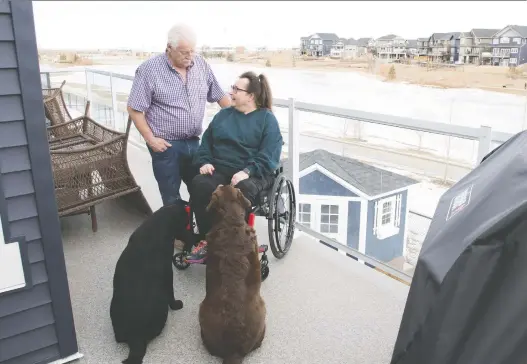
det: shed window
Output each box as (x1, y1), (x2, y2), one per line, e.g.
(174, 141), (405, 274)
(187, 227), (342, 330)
(373, 194), (402, 240)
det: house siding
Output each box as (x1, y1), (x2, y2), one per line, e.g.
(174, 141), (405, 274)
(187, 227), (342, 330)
(346, 201), (361, 250)
(453, 37), (460, 62)
(519, 44), (527, 65)
(491, 27), (527, 66)
(0, 1), (77, 363)
(299, 170), (359, 197)
(365, 190), (407, 262)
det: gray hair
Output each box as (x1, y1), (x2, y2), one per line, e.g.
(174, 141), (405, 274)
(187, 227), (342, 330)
(167, 23), (197, 48)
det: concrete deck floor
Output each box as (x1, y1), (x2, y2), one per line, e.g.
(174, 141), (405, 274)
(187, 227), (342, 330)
(58, 143), (410, 364)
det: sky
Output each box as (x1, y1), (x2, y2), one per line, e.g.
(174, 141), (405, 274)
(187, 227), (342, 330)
(32, 1), (527, 51)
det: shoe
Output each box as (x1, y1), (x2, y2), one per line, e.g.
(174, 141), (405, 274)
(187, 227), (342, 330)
(185, 240), (208, 263)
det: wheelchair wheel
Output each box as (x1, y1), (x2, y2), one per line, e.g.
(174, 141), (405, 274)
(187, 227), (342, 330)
(172, 252), (190, 270)
(267, 174), (296, 259)
(261, 265), (270, 281)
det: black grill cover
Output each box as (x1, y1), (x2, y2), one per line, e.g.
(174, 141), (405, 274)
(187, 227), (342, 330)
(390, 130), (527, 364)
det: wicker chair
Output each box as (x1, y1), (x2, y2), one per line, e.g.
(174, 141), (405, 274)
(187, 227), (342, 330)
(43, 80), (90, 126)
(48, 116), (152, 231)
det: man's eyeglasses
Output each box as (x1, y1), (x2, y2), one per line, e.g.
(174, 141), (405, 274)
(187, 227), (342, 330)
(231, 85), (249, 94)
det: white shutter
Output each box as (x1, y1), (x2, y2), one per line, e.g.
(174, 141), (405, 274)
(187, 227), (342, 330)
(395, 194), (402, 227)
(373, 200), (379, 236)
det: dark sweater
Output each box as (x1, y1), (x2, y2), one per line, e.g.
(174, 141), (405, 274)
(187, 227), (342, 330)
(193, 107), (283, 178)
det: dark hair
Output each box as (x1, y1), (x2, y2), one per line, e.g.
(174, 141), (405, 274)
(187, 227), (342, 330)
(239, 71), (273, 110)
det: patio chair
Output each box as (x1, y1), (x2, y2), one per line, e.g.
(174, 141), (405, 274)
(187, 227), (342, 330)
(42, 80), (90, 126)
(48, 116), (152, 231)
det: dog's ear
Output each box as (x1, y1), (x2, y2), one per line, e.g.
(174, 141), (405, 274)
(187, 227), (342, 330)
(206, 193), (218, 212)
(237, 189), (251, 210)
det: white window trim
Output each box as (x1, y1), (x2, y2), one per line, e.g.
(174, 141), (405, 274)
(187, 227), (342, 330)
(298, 202), (313, 228)
(373, 194), (402, 240)
(511, 48), (518, 54)
(319, 204), (340, 235)
(297, 195), (350, 245)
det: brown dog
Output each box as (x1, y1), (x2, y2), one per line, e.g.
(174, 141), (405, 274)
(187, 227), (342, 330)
(199, 184), (266, 364)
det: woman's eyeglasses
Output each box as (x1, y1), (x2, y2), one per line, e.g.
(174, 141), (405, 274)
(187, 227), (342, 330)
(231, 85), (249, 94)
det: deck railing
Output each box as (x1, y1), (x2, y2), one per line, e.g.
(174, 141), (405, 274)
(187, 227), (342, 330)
(40, 67), (517, 285)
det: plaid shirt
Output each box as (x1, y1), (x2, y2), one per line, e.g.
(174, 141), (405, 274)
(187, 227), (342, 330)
(127, 53), (227, 140)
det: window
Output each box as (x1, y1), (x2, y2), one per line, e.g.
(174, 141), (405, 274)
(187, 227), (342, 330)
(511, 48), (519, 54)
(513, 37), (521, 44)
(298, 203), (312, 227)
(380, 200), (392, 225)
(510, 58), (517, 64)
(492, 38), (499, 44)
(373, 194), (402, 240)
(320, 204), (339, 234)
(500, 37), (510, 44)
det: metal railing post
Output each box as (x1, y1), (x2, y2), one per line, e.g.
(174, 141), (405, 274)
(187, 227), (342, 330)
(110, 73), (118, 130)
(477, 125), (493, 163)
(45, 72), (51, 88)
(288, 97), (300, 215)
(85, 69), (92, 103)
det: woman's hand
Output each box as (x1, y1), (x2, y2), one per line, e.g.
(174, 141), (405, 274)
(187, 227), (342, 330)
(200, 164), (215, 175)
(231, 170), (249, 186)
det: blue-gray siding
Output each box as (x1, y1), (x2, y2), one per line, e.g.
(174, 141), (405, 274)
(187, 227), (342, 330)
(519, 44), (527, 65)
(300, 170), (358, 197)
(365, 190), (407, 262)
(346, 201), (360, 250)
(0, 2), (75, 363)
(453, 38), (460, 62)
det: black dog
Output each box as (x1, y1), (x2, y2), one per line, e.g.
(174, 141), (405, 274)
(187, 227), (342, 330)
(110, 200), (190, 364)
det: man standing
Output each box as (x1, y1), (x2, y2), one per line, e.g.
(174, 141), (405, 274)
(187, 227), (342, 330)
(127, 23), (231, 206)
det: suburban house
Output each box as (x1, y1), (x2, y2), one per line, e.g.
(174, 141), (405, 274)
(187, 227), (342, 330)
(406, 39), (418, 58)
(330, 38), (347, 58)
(300, 33), (340, 57)
(458, 28), (499, 65)
(451, 32), (461, 63)
(300, 36), (309, 55)
(427, 32), (460, 63)
(416, 38), (429, 60)
(284, 149), (418, 264)
(330, 38), (359, 59)
(357, 37), (373, 56)
(375, 34), (408, 60)
(491, 25), (527, 66)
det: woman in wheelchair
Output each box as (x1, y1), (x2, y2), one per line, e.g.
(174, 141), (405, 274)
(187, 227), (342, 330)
(185, 71), (283, 263)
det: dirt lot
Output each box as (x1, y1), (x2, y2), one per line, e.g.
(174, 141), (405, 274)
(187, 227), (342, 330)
(232, 50), (527, 96)
(41, 50), (527, 96)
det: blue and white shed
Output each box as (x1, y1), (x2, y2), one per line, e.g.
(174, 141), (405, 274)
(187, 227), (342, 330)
(285, 149), (418, 263)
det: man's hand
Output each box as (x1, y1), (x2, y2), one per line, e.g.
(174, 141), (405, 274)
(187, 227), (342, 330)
(231, 170), (249, 186)
(218, 94), (232, 108)
(200, 164), (215, 175)
(147, 136), (172, 153)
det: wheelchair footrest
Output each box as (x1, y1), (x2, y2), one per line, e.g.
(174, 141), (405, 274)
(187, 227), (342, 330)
(258, 245), (268, 253)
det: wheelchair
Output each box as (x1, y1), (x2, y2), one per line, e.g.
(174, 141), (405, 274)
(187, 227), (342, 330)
(172, 163), (296, 281)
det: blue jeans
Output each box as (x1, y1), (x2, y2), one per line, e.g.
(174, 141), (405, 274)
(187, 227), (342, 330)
(148, 137), (200, 206)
